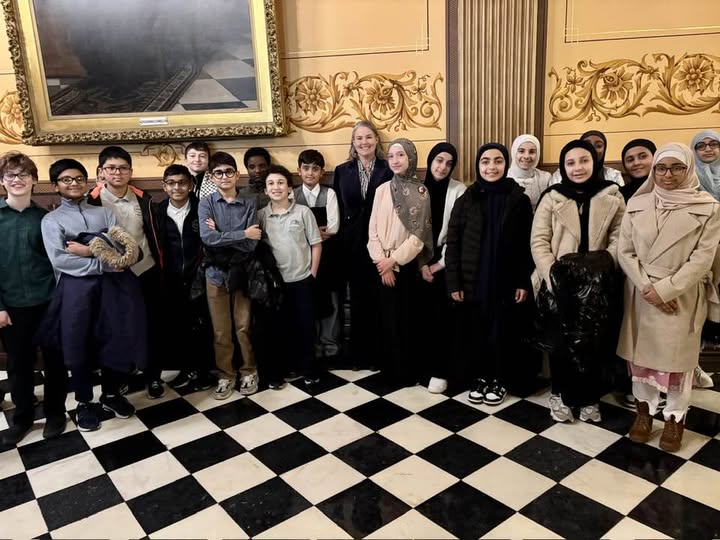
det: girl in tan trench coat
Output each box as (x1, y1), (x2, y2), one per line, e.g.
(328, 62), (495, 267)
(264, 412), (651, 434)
(618, 142), (720, 452)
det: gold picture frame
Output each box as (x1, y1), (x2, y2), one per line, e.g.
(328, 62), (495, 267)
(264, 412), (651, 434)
(1, 0), (285, 145)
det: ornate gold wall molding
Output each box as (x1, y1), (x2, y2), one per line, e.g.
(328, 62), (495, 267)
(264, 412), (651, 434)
(548, 53), (720, 124)
(141, 143), (185, 167)
(283, 71), (444, 133)
(0, 89), (23, 144)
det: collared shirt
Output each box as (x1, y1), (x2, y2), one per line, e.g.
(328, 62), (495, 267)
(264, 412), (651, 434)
(198, 191), (258, 288)
(100, 187), (155, 276)
(167, 199), (190, 233)
(0, 198), (55, 310)
(301, 184), (340, 234)
(41, 198), (118, 280)
(258, 201), (322, 283)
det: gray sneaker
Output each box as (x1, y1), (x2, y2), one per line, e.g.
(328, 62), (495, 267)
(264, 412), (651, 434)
(579, 403), (602, 423)
(549, 394), (574, 423)
(214, 378), (235, 400)
(238, 373), (259, 396)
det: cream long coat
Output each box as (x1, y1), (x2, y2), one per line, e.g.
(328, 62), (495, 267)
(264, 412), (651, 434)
(617, 192), (720, 372)
(530, 184), (625, 294)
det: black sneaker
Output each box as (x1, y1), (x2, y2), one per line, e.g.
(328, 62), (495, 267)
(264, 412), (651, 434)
(76, 403), (101, 431)
(43, 415), (67, 440)
(468, 378), (488, 404)
(118, 383), (130, 396)
(1, 422), (33, 446)
(100, 394), (136, 419)
(170, 370), (193, 389)
(267, 380), (285, 390)
(483, 381), (507, 406)
(304, 376), (321, 386)
(147, 380), (165, 399)
(192, 372), (215, 391)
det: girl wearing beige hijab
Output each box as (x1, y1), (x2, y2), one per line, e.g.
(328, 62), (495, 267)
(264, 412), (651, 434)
(617, 143), (720, 452)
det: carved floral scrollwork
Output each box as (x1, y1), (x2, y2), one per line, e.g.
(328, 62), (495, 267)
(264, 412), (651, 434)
(0, 89), (23, 144)
(284, 71), (444, 133)
(548, 53), (720, 124)
(141, 143), (185, 167)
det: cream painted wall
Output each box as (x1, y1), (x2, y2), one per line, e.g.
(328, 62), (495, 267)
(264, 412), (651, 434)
(0, 0), (447, 182)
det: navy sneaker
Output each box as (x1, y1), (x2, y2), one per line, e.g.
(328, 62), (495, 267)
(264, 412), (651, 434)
(76, 403), (101, 431)
(100, 394), (136, 419)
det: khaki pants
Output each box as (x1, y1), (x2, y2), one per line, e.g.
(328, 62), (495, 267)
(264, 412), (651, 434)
(206, 281), (256, 380)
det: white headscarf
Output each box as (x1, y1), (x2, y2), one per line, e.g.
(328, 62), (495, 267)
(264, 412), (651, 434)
(507, 134), (551, 209)
(692, 130), (720, 201)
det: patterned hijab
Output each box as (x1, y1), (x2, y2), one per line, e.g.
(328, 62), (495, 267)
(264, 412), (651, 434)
(388, 138), (432, 263)
(692, 130), (720, 201)
(633, 143), (717, 209)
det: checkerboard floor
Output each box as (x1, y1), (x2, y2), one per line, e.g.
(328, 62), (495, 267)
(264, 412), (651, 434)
(1, 369), (719, 539)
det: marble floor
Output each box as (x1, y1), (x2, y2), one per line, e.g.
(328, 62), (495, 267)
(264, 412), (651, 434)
(0, 370), (719, 539)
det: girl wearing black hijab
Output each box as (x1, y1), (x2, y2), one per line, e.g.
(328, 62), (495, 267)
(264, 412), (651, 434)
(620, 139), (656, 201)
(550, 130), (624, 186)
(531, 139), (625, 423)
(419, 143), (467, 394)
(445, 143), (534, 405)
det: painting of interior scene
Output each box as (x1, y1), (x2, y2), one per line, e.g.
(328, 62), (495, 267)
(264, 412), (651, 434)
(34, 0), (258, 116)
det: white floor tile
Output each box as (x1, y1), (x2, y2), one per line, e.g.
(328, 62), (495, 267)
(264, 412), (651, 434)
(0, 448), (25, 480)
(248, 385), (310, 412)
(182, 388), (243, 412)
(465, 457), (555, 510)
(127, 387), (181, 411)
(482, 512), (563, 539)
(108, 452), (188, 501)
(300, 413), (372, 452)
(315, 383), (378, 412)
(371, 455), (458, 506)
(690, 388), (720, 414)
(602, 517), (672, 540)
(662, 461), (720, 510)
(645, 427), (711, 460)
(379, 415), (452, 453)
(26, 450), (105, 498)
(452, 390), (520, 414)
(384, 385), (449, 413)
(367, 509), (457, 539)
(150, 504), (249, 539)
(193, 453), (275, 502)
(281, 454), (364, 505)
(330, 369), (377, 382)
(79, 415), (148, 448)
(0, 500), (47, 539)
(203, 59), (255, 79)
(540, 421), (621, 457)
(225, 413), (295, 450)
(151, 413), (220, 449)
(255, 506), (353, 540)
(459, 417), (534, 455)
(51, 503), (145, 539)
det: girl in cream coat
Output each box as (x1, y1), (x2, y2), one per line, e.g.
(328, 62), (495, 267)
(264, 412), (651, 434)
(618, 143), (720, 452)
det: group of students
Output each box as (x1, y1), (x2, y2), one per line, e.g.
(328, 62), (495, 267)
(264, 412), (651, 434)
(1, 124), (719, 454)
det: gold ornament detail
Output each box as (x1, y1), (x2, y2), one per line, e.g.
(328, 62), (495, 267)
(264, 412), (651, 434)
(548, 53), (720, 124)
(141, 143), (184, 167)
(0, 89), (23, 144)
(284, 71), (444, 133)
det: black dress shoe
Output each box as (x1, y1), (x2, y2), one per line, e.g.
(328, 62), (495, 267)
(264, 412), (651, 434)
(43, 415), (67, 440)
(2, 422), (33, 446)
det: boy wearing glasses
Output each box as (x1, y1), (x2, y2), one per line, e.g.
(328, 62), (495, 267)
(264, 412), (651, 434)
(0, 152), (68, 445)
(88, 146), (165, 399)
(199, 152), (261, 399)
(41, 158), (144, 432)
(156, 164), (214, 390)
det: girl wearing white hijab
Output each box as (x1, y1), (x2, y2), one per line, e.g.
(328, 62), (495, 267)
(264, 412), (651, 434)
(692, 129), (720, 200)
(508, 134), (551, 210)
(617, 143), (720, 452)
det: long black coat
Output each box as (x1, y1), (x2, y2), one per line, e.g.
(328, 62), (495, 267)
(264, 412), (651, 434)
(445, 181), (534, 304)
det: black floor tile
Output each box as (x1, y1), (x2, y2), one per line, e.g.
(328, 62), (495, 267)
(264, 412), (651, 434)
(251, 432), (326, 475)
(344, 398), (412, 431)
(18, 430), (89, 470)
(92, 431), (166, 473)
(520, 484), (623, 539)
(135, 399), (198, 430)
(37, 475), (123, 530)
(418, 434), (499, 479)
(684, 407), (720, 438)
(594, 401), (636, 435)
(317, 479), (410, 538)
(333, 433), (412, 476)
(274, 398), (339, 430)
(494, 400), (555, 434)
(201, 398), (266, 429)
(690, 438), (720, 472)
(418, 399), (488, 433)
(221, 477), (311, 537)
(217, 77), (257, 102)
(629, 487), (720, 540)
(127, 476), (214, 534)
(353, 372), (406, 397)
(289, 371), (347, 396)
(595, 437), (686, 484)
(416, 481), (514, 539)
(505, 435), (591, 481)
(0, 472), (34, 512)
(171, 432), (245, 473)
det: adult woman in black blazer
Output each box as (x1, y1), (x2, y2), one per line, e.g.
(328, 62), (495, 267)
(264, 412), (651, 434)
(333, 121), (393, 368)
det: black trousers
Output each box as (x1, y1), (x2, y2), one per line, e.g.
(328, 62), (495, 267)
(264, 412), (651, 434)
(0, 304), (67, 426)
(418, 270), (455, 383)
(347, 250), (380, 368)
(550, 350), (604, 407)
(462, 304), (505, 384)
(70, 366), (123, 404)
(138, 267), (162, 382)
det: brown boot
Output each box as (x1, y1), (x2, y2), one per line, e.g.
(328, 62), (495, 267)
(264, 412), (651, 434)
(659, 415), (685, 452)
(629, 400), (653, 443)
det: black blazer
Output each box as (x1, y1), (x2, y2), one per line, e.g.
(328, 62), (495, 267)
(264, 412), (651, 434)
(332, 158), (392, 253)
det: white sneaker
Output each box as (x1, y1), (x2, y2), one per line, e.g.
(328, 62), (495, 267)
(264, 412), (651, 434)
(694, 366), (714, 389)
(549, 394), (574, 423)
(239, 373), (259, 396)
(214, 378), (235, 400)
(579, 403), (602, 423)
(427, 377), (448, 394)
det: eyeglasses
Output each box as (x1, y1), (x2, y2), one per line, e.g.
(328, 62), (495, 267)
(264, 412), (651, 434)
(102, 165), (131, 174)
(57, 176), (88, 185)
(695, 141), (720, 151)
(654, 165), (688, 176)
(163, 179), (190, 188)
(3, 172), (32, 181)
(211, 169), (237, 179)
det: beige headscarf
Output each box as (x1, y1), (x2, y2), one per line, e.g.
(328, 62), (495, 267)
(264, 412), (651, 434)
(632, 143), (717, 209)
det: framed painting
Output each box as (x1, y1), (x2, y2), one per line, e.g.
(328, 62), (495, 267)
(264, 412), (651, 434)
(1, 0), (285, 144)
